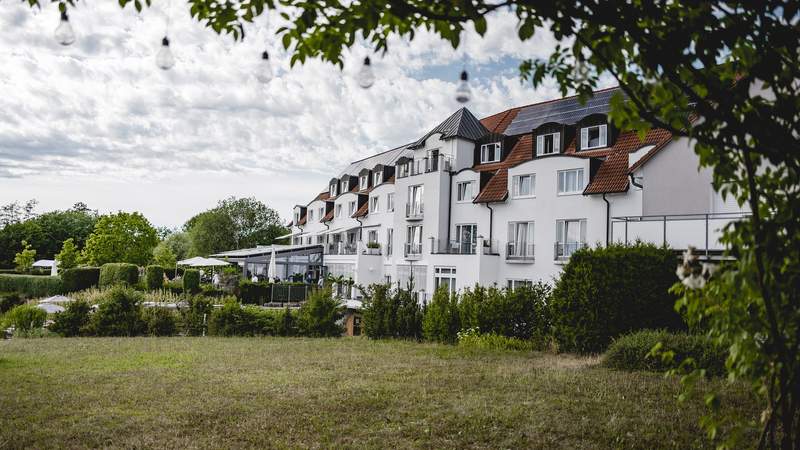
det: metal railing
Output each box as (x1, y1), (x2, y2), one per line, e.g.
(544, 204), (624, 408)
(324, 242), (357, 255)
(506, 242), (535, 261)
(554, 242), (587, 260)
(431, 239), (476, 255)
(404, 242), (423, 258)
(396, 155), (453, 178)
(405, 203), (424, 219)
(362, 245), (382, 255)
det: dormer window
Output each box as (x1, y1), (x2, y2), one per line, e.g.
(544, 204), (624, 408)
(373, 171), (382, 186)
(309, 209), (315, 221)
(359, 175), (369, 190)
(580, 124), (607, 150)
(330, 184), (337, 196)
(480, 143), (501, 163)
(340, 180), (349, 193)
(335, 204), (342, 217)
(294, 212), (300, 224)
(536, 132), (560, 156)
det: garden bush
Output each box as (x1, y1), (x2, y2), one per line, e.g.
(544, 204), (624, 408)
(275, 306), (297, 336)
(459, 283), (551, 344)
(3, 304), (47, 331)
(98, 263), (139, 288)
(602, 329), (727, 377)
(423, 287), (461, 343)
(50, 300), (92, 337)
(361, 284), (423, 339)
(183, 269), (200, 294)
(297, 289), (343, 337)
(144, 265), (165, 290)
(163, 267), (184, 280)
(200, 284), (227, 298)
(0, 292), (23, 314)
(179, 296), (214, 336)
(549, 243), (685, 354)
(239, 280), (269, 304)
(0, 274), (63, 298)
(456, 327), (536, 352)
(60, 267), (100, 293)
(208, 300), (281, 336)
(88, 285), (145, 336)
(142, 307), (177, 336)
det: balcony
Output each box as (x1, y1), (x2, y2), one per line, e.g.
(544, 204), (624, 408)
(325, 242), (357, 256)
(396, 155), (453, 178)
(506, 242), (535, 262)
(362, 244), (382, 256)
(431, 239), (476, 255)
(404, 242), (423, 260)
(405, 203), (424, 220)
(554, 242), (587, 260)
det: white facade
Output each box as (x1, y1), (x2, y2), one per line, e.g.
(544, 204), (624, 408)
(287, 90), (749, 300)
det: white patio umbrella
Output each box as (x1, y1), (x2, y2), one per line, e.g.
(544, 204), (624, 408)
(176, 256), (207, 266)
(40, 295), (73, 304)
(267, 248), (277, 280)
(191, 257), (230, 267)
(37, 303), (65, 314)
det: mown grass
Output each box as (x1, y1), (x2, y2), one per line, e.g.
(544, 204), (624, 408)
(0, 338), (759, 449)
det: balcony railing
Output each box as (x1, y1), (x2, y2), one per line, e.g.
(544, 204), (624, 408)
(554, 242), (587, 260)
(404, 242), (423, 259)
(362, 245), (382, 255)
(396, 155), (453, 178)
(325, 242), (357, 255)
(506, 242), (535, 261)
(431, 239), (476, 255)
(405, 203), (424, 220)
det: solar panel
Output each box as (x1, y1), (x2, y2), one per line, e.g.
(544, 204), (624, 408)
(504, 89), (619, 136)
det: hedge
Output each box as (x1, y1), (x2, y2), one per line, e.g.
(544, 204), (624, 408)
(183, 269), (200, 293)
(3, 304), (47, 331)
(361, 284), (423, 340)
(0, 274), (63, 298)
(208, 300), (297, 336)
(98, 263), (139, 288)
(239, 281), (312, 303)
(145, 265), (165, 290)
(61, 267), (100, 293)
(0, 292), (23, 313)
(459, 283), (551, 342)
(602, 330), (727, 377)
(550, 243), (685, 354)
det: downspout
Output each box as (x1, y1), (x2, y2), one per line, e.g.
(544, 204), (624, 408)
(484, 203), (494, 243)
(446, 170), (453, 243)
(602, 193), (610, 246)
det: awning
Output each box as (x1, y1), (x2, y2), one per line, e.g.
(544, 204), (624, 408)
(320, 225), (360, 236)
(177, 257), (232, 267)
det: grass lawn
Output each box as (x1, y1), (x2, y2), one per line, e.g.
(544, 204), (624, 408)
(0, 337), (759, 449)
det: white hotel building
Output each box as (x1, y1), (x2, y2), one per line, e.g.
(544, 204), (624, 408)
(279, 87), (747, 300)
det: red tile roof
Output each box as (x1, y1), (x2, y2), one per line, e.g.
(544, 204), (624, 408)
(583, 151), (630, 194)
(352, 202), (369, 218)
(321, 209), (334, 222)
(627, 130), (674, 172)
(474, 169), (509, 203)
(480, 108), (521, 134)
(298, 215), (307, 225)
(473, 135), (533, 173)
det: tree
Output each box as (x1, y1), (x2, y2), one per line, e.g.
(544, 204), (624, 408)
(81, 212), (158, 266)
(185, 209), (237, 256)
(0, 199), (37, 228)
(185, 197), (287, 254)
(13, 241), (36, 273)
(161, 231), (192, 260)
(55, 238), (79, 270)
(152, 242), (177, 269)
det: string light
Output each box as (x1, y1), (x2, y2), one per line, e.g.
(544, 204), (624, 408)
(357, 57), (375, 89)
(455, 70), (471, 103)
(155, 36), (175, 70)
(54, 10), (76, 46)
(256, 51), (273, 83)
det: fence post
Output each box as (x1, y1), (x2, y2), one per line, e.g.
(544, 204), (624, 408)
(662, 215), (667, 246)
(624, 220), (628, 244)
(705, 214), (709, 258)
(270, 284), (274, 303)
(288, 285), (292, 303)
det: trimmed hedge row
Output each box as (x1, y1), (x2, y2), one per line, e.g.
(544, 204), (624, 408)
(145, 265), (164, 290)
(99, 263), (139, 288)
(602, 330), (727, 376)
(61, 267), (100, 293)
(0, 274), (63, 298)
(183, 269), (200, 293)
(239, 281), (312, 304)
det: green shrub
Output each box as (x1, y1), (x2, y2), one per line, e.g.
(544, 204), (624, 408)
(0, 292), (23, 313)
(179, 296), (213, 336)
(200, 284), (226, 298)
(98, 263), (139, 288)
(275, 307), (296, 336)
(239, 280), (269, 303)
(459, 283), (551, 344)
(88, 285), (145, 336)
(50, 300), (91, 337)
(297, 289), (343, 337)
(209, 300), (263, 336)
(3, 304), (47, 331)
(165, 279), (183, 294)
(549, 243), (685, 354)
(163, 267), (184, 280)
(183, 269), (200, 294)
(61, 267), (100, 293)
(602, 330), (727, 377)
(0, 274), (63, 298)
(144, 265), (165, 290)
(456, 327), (536, 352)
(423, 287), (461, 343)
(143, 307), (177, 336)
(361, 285), (423, 339)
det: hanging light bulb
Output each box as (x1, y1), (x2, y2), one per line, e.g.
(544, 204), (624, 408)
(54, 11), (76, 46)
(357, 57), (375, 89)
(155, 36), (175, 70)
(256, 51), (273, 83)
(455, 70), (471, 103)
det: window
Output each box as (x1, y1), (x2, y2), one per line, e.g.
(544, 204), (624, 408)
(556, 219), (587, 259)
(507, 279), (532, 290)
(359, 175), (369, 190)
(293, 212), (300, 224)
(367, 230), (378, 244)
(434, 267), (457, 295)
(306, 236), (312, 245)
(329, 184), (337, 196)
(398, 162), (409, 178)
(309, 209), (315, 221)
(340, 180), (350, 193)
(387, 193), (395, 212)
(406, 225), (423, 254)
(386, 228), (393, 256)
(512, 174), (535, 198)
(507, 221), (535, 258)
(317, 235), (325, 244)
(348, 201), (356, 216)
(335, 204), (342, 217)
(557, 168), (585, 194)
(374, 171), (383, 185)
(408, 185), (424, 215)
(369, 196), (379, 213)
(456, 181), (475, 202)
(536, 132), (560, 156)
(319, 207), (324, 219)
(580, 124), (607, 150)
(480, 142), (501, 163)
(455, 224), (477, 254)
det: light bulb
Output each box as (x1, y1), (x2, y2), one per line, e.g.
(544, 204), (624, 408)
(54, 11), (75, 46)
(155, 36), (175, 70)
(256, 51), (273, 83)
(357, 56), (375, 89)
(455, 70), (471, 103)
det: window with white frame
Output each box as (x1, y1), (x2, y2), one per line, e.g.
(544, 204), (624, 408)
(367, 230), (378, 244)
(507, 221), (535, 258)
(340, 180), (349, 193)
(555, 219), (587, 258)
(455, 224), (477, 254)
(359, 175), (369, 190)
(456, 181), (475, 202)
(408, 185), (424, 215)
(406, 225), (423, 254)
(434, 267), (457, 295)
(329, 184), (337, 196)
(387, 193), (395, 212)
(398, 162), (409, 177)
(580, 124), (607, 150)
(293, 212), (300, 224)
(507, 279), (532, 290)
(536, 132), (560, 156)
(348, 201), (356, 216)
(386, 228), (393, 256)
(480, 142), (501, 163)
(309, 209), (315, 221)
(316, 235), (325, 244)
(369, 196), (379, 213)
(512, 174), (535, 198)
(557, 168), (585, 194)
(319, 207), (325, 219)
(373, 171), (383, 186)
(335, 204), (342, 217)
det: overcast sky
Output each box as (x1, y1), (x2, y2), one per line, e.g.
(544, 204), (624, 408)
(0, 2), (611, 229)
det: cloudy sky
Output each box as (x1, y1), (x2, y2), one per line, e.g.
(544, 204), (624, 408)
(0, 2), (610, 228)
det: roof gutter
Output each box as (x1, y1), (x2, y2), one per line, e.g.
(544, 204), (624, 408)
(629, 173), (643, 189)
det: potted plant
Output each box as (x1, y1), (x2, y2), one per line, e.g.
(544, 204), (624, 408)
(365, 241), (381, 255)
